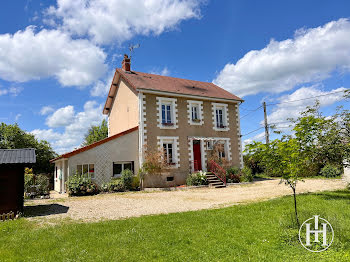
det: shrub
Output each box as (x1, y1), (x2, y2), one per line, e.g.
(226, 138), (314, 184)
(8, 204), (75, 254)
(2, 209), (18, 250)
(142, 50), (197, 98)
(107, 179), (125, 192)
(186, 171), (208, 186)
(67, 173), (99, 196)
(243, 154), (264, 175)
(131, 175), (140, 190)
(226, 166), (240, 183)
(121, 169), (133, 190)
(240, 167), (253, 182)
(320, 164), (342, 178)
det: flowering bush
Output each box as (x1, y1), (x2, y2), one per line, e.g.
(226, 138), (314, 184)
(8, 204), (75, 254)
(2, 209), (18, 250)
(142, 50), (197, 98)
(67, 173), (99, 196)
(186, 171), (208, 186)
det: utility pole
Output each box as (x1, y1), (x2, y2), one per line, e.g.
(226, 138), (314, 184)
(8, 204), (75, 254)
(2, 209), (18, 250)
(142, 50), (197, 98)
(263, 102), (269, 145)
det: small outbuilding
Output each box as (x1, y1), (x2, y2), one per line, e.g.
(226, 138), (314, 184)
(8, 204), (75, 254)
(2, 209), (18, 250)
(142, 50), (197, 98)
(0, 148), (36, 216)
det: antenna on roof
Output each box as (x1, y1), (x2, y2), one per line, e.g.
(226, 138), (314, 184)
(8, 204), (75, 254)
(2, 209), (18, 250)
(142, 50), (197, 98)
(129, 43), (140, 58)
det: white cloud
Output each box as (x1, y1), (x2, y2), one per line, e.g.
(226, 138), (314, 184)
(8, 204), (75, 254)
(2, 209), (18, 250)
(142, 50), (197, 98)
(243, 132), (265, 150)
(0, 86), (23, 96)
(46, 105), (75, 127)
(46, 0), (202, 44)
(0, 89), (8, 96)
(0, 26), (107, 86)
(40, 106), (55, 115)
(15, 114), (22, 122)
(214, 19), (350, 97)
(150, 67), (171, 76)
(31, 129), (62, 142)
(90, 70), (115, 97)
(267, 86), (347, 126)
(32, 101), (105, 154)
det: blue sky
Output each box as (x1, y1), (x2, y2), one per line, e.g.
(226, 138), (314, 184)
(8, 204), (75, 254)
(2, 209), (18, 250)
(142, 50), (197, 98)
(0, 0), (349, 153)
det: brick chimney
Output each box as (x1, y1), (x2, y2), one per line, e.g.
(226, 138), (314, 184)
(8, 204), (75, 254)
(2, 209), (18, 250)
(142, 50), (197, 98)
(122, 54), (131, 72)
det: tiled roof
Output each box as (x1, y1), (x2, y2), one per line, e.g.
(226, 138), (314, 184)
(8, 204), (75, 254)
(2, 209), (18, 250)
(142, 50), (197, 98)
(50, 126), (138, 162)
(116, 68), (242, 101)
(0, 149), (36, 164)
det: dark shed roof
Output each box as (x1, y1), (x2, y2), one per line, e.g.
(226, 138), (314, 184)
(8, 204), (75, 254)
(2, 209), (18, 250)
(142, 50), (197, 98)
(0, 149), (36, 164)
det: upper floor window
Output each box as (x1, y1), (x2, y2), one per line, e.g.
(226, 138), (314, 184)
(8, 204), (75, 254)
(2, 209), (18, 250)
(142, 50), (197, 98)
(157, 97), (178, 129)
(216, 107), (224, 128)
(212, 103), (229, 131)
(187, 100), (203, 125)
(161, 103), (172, 125)
(192, 105), (199, 121)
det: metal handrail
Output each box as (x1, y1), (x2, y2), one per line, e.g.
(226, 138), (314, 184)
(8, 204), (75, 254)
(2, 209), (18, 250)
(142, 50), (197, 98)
(208, 160), (226, 185)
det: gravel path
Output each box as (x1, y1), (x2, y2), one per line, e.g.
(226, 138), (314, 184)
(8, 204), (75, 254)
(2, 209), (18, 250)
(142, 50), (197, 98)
(24, 178), (347, 222)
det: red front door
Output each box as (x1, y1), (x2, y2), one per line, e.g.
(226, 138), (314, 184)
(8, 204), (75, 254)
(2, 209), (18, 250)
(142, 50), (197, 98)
(193, 140), (202, 171)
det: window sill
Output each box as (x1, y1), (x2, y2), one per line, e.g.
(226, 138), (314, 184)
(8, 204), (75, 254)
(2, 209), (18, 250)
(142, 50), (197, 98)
(162, 123), (174, 126)
(213, 126), (230, 131)
(165, 163), (179, 169)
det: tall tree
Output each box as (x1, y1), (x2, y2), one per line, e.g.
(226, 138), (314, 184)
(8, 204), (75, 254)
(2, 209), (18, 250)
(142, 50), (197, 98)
(0, 123), (57, 173)
(82, 119), (108, 146)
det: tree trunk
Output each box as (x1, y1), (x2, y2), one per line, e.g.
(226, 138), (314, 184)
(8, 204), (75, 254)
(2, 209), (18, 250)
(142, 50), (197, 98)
(292, 186), (300, 227)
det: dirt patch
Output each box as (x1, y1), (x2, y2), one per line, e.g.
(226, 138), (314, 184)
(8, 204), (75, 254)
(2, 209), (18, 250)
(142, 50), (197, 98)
(24, 178), (347, 223)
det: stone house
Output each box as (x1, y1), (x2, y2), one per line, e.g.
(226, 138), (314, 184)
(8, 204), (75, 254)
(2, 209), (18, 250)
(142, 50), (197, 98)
(51, 55), (243, 191)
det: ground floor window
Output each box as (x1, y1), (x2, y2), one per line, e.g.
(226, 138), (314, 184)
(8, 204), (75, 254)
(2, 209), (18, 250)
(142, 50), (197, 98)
(163, 143), (174, 164)
(217, 142), (226, 160)
(113, 161), (134, 177)
(77, 164), (95, 178)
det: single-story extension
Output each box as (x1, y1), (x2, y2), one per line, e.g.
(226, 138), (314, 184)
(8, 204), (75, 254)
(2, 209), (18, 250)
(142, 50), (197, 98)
(50, 127), (138, 193)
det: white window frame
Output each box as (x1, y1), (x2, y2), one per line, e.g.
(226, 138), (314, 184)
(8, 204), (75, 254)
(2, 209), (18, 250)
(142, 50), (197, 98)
(163, 142), (174, 165)
(187, 100), (203, 125)
(156, 97), (178, 129)
(76, 164), (95, 179)
(157, 136), (180, 168)
(206, 140), (214, 150)
(212, 103), (229, 131)
(113, 161), (133, 178)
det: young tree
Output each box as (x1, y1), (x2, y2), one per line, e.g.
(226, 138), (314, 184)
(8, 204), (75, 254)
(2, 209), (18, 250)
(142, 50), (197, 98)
(82, 119), (108, 146)
(0, 123), (57, 173)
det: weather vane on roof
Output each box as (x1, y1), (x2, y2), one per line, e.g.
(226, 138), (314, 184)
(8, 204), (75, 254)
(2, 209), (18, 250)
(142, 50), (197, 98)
(129, 43), (140, 58)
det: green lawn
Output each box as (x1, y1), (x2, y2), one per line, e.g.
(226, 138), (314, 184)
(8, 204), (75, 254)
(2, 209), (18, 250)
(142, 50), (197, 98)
(1, 190), (350, 261)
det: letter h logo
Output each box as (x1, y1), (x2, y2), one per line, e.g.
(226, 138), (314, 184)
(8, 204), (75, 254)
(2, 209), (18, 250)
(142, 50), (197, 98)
(305, 215), (328, 246)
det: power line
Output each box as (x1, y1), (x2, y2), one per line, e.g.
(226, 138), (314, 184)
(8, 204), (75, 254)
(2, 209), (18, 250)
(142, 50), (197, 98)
(240, 105), (263, 119)
(241, 127), (265, 137)
(266, 89), (347, 106)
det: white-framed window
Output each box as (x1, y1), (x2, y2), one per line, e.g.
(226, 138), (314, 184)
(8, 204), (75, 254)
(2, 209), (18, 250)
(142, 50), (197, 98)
(212, 103), (229, 131)
(163, 143), (174, 164)
(157, 97), (178, 129)
(113, 161), (134, 177)
(216, 107), (224, 128)
(206, 140), (214, 150)
(157, 136), (180, 168)
(187, 100), (203, 125)
(161, 102), (172, 124)
(77, 164), (95, 178)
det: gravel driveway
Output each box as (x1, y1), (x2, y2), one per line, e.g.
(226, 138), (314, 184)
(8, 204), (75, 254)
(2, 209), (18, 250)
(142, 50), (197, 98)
(24, 178), (347, 222)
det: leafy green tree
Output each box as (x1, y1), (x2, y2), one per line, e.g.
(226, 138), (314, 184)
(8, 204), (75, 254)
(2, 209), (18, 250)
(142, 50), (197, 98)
(0, 123), (57, 173)
(82, 119), (108, 146)
(244, 99), (350, 226)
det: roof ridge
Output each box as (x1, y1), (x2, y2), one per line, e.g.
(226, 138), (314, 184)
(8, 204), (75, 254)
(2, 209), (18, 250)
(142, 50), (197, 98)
(117, 68), (217, 86)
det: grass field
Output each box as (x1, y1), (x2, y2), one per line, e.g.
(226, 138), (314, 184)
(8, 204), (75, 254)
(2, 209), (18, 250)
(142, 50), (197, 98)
(1, 190), (350, 261)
